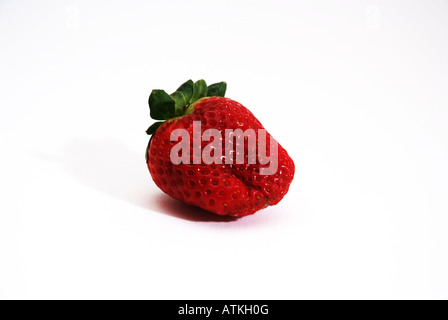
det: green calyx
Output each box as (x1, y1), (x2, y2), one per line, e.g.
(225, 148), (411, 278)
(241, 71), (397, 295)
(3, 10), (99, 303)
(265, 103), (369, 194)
(146, 79), (226, 132)
(145, 79), (227, 162)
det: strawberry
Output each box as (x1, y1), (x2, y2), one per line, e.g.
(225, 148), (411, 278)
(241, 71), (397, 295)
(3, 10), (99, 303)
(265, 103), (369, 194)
(145, 79), (294, 217)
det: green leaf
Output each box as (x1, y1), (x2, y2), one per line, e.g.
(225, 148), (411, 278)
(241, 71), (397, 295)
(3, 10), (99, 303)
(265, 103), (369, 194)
(146, 121), (164, 135)
(170, 91), (187, 115)
(176, 80), (194, 103)
(207, 81), (227, 97)
(148, 89), (176, 120)
(191, 79), (207, 103)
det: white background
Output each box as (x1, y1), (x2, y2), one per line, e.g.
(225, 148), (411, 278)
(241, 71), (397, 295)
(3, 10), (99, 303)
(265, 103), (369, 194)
(1, 0), (447, 299)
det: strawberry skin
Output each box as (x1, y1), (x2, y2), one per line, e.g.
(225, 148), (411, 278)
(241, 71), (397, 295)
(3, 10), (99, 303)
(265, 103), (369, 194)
(146, 80), (294, 217)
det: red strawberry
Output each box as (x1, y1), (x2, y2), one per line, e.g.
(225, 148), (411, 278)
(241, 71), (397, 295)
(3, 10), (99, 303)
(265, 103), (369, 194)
(146, 80), (294, 217)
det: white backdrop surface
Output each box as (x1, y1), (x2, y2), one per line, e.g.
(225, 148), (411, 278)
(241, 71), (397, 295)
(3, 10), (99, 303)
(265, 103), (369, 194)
(0, 0), (448, 299)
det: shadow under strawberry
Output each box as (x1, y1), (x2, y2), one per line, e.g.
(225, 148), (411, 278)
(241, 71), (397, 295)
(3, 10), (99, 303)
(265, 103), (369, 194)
(57, 138), (238, 222)
(152, 193), (238, 222)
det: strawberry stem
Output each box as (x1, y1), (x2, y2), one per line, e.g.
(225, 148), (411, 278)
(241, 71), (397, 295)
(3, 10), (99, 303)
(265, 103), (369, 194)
(146, 79), (227, 135)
